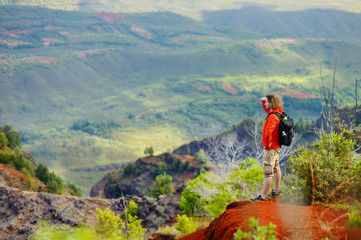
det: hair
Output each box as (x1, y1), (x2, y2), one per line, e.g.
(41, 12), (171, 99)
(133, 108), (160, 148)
(266, 93), (283, 109)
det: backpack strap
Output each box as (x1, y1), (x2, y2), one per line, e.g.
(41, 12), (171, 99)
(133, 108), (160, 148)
(265, 112), (282, 120)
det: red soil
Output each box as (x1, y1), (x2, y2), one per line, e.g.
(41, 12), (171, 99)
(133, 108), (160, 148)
(22, 56), (57, 64)
(45, 25), (58, 30)
(281, 91), (318, 99)
(1, 40), (31, 47)
(195, 84), (213, 93)
(223, 83), (238, 94)
(0, 163), (26, 182)
(95, 12), (126, 24)
(178, 201), (350, 240)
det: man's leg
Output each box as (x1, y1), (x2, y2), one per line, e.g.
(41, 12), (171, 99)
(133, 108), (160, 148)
(261, 176), (272, 198)
(274, 169), (282, 192)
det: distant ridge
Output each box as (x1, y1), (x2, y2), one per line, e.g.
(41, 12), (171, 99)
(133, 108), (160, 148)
(203, 8), (361, 45)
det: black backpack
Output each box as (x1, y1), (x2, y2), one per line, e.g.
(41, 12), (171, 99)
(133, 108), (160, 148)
(267, 112), (296, 146)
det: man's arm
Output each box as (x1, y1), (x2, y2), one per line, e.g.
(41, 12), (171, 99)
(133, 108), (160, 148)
(264, 115), (279, 149)
(261, 97), (271, 114)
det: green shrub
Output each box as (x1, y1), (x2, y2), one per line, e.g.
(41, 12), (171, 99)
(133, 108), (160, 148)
(283, 128), (361, 205)
(96, 208), (124, 239)
(96, 208), (146, 240)
(0, 151), (11, 165)
(36, 163), (63, 194)
(153, 162), (167, 178)
(179, 158), (263, 217)
(175, 214), (198, 235)
(0, 124), (21, 148)
(233, 217), (277, 240)
(66, 183), (83, 197)
(127, 200), (138, 217)
(347, 210), (361, 230)
(149, 173), (174, 198)
(0, 132), (8, 148)
(194, 149), (209, 164)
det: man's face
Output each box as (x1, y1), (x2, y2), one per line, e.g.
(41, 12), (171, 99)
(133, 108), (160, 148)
(265, 98), (271, 110)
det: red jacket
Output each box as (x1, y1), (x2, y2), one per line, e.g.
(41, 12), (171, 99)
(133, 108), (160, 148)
(262, 100), (283, 150)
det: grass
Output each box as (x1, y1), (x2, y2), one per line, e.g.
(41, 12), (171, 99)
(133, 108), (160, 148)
(22, 124), (189, 196)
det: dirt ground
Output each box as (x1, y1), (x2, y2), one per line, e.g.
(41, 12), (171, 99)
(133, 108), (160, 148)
(178, 200), (357, 240)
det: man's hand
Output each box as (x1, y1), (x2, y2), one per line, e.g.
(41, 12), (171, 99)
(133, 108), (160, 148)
(260, 97), (267, 101)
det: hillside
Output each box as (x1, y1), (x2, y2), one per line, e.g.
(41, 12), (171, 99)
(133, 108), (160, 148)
(3, 0), (361, 20)
(2, 5), (361, 195)
(0, 185), (181, 239)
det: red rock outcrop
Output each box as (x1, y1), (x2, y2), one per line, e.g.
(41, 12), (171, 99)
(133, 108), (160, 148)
(179, 201), (351, 240)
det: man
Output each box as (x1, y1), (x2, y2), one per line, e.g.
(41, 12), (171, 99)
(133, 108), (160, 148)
(251, 93), (283, 202)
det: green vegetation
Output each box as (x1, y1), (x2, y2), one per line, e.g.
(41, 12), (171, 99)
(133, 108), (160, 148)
(127, 200), (138, 217)
(233, 217), (277, 240)
(96, 208), (146, 240)
(144, 146), (154, 156)
(149, 173), (174, 198)
(174, 214), (198, 236)
(33, 207), (146, 240)
(282, 127), (361, 206)
(0, 124), (82, 196)
(123, 163), (140, 177)
(2, 5), (361, 194)
(36, 163), (63, 194)
(71, 120), (119, 138)
(153, 162), (167, 178)
(347, 210), (361, 230)
(0, 124), (21, 148)
(179, 158), (263, 217)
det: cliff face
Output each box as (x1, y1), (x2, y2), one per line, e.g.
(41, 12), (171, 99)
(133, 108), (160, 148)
(0, 185), (182, 239)
(178, 200), (351, 240)
(91, 152), (215, 199)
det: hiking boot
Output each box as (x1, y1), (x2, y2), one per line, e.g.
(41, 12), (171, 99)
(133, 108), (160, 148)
(269, 189), (282, 198)
(250, 195), (267, 202)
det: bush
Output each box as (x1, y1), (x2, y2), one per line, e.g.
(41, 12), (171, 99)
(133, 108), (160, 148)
(348, 210), (361, 230)
(96, 208), (124, 239)
(233, 217), (277, 240)
(127, 200), (138, 217)
(179, 158), (263, 217)
(153, 162), (167, 178)
(194, 149), (209, 164)
(0, 124), (21, 148)
(96, 208), (146, 240)
(36, 164), (63, 194)
(66, 183), (83, 197)
(149, 173), (174, 198)
(0, 151), (11, 165)
(283, 128), (361, 205)
(0, 132), (8, 148)
(175, 214), (198, 235)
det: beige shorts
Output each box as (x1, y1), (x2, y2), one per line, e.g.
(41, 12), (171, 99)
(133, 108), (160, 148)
(263, 148), (281, 177)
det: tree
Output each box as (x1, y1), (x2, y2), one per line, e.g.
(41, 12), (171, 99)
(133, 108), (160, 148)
(0, 124), (21, 148)
(204, 132), (246, 175)
(144, 146), (154, 156)
(149, 173), (174, 198)
(319, 58), (337, 134)
(0, 132), (8, 149)
(153, 162), (167, 178)
(283, 127), (361, 205)
(243, 117), (263, 163)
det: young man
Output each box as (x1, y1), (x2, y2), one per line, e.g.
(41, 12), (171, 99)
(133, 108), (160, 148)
(251, 93), (283, 202)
